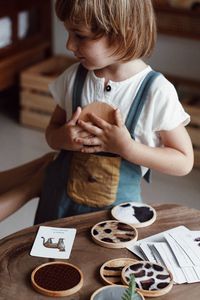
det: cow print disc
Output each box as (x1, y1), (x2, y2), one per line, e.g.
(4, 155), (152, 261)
(121, 261), (173, 297)
(91, 220), (138, 248)
(111, 202), (156, 228)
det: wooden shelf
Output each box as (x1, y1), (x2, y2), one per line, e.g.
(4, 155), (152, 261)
(153, 1), (200, 39)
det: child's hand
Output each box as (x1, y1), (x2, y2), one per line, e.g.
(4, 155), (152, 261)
(61, 107), (93, 151)
(75, 109), (133, 157)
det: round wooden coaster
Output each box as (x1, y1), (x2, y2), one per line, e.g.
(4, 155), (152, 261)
(31, 261), (83, 297)
(111, 202), (157, 228)
(79, 102), (116, 124)
(90, 285), (145, 300)
(91, 220), (138, 249)
(100, 258), (138, 285)
(121, 261), (173, 297)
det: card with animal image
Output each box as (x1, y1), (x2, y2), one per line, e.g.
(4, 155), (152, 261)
(30, 226), (76, 259)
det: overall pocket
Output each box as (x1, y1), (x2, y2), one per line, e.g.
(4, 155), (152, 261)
(67, 152), (121, 207)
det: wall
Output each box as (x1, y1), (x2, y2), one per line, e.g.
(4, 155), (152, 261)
(52, 8), (200, 81)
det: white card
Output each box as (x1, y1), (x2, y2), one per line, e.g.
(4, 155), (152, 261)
(152, 242), (187, 284)
(30, 226), (76, 259)
(139, 242), (157, 263)
(170, 231), (200, 265)
(164, 233), (193, 267)
(127, 225), (190, 259)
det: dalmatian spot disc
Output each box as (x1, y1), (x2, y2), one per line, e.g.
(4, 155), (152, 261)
(111, 202), (157, 228)
(121, 261), (173, 297)
(91, 220), (138, 248)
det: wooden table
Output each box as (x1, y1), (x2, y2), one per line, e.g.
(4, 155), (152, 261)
(0, 203), (200, 300)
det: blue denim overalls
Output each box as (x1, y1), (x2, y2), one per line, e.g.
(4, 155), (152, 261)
(34, 65), (160, 224)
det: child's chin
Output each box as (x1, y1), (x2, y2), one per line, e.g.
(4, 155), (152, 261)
(80, 60), (99, 70)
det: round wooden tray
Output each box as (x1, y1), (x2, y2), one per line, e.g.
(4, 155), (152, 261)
(79, 102), (116, 124)
(91, 220), (138, 249)
(31, 261), (83, 297)
(111, 202), (157, 228)
(100, 258), (138, 285)
(90, 285), (145, 300)
(121, 261), (173, 297)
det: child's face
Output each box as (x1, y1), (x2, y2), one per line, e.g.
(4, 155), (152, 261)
(65, 23), (119, 70)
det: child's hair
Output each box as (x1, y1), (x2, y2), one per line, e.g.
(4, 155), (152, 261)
(55, 0), (157, 61)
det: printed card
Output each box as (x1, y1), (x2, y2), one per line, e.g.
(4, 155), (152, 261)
(30, 226), (76, 259)
(191, 231), (200, 247)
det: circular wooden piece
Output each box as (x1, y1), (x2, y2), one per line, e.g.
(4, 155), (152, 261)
(90, 285), (145, 300)
(91, 220), (138, 249)
(79, 102), (116, 124)
(100, 258), (138, 285)
(31, 262), (83, 297)
(111, 202), (157, 228)
(121, 261), (173, 297)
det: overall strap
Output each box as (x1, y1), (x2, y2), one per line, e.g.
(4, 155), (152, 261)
(72, 64), (88, 112)
(125, 70), (161, 182)
(125, 71), (161, 135)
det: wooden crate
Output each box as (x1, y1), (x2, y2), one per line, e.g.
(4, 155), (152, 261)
(20, 55), (76, 130)
(166, 75), (200, 168)
(153, 0), (200, 39)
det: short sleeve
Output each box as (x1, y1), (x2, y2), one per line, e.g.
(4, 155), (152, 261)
(150, 77), (190, 132)
(48, 62), (79, 110)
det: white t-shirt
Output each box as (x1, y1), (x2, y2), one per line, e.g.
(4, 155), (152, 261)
(49, 62), (190, 175)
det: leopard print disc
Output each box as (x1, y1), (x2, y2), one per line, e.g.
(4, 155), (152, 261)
(91, 220), (138, 248)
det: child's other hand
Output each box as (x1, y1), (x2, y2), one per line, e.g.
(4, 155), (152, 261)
(75, 109), (133, 157)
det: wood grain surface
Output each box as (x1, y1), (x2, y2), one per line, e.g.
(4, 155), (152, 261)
(0, 203), (200, 300)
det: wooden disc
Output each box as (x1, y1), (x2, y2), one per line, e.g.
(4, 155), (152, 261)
(111, 202), (157, 228)
(121, 261), (173, 297)
(91, 220), (138, 249)
(100, 258), (138, 285)
(79, 102), (116, 124)
(31, 261), (83, 297)
(90, 285), (145, 300)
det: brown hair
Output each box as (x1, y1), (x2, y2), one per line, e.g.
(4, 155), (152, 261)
(55, 0), (157, 61)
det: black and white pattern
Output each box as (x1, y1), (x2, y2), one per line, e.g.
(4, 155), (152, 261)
(122, 261), (173, 297)
(111, 202), (156, 228)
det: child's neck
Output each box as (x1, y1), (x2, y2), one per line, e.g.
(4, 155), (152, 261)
(94, 59), (147, 84)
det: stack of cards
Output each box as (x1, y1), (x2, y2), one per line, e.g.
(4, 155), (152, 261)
(127, 226), (200, 284)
